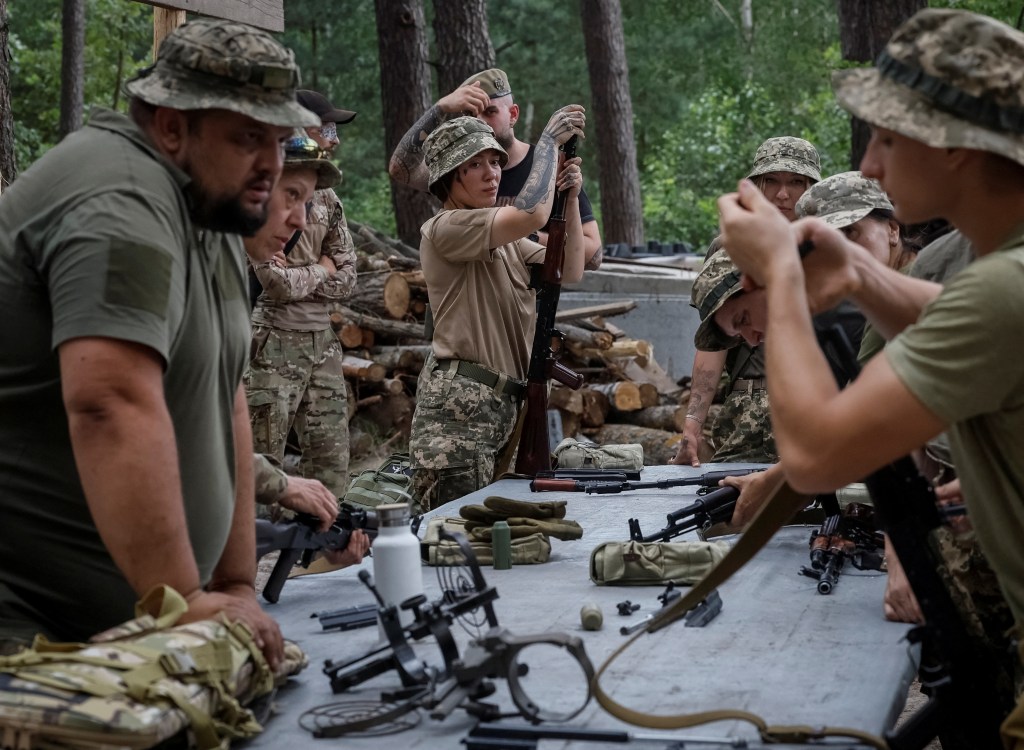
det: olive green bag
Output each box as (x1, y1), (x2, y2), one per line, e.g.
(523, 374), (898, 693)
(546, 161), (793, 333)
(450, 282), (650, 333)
(0, 586), (307, 750)
(590, 540), (732, 585)
(342, 453), (413, 510)
(553, 438), (644, 470)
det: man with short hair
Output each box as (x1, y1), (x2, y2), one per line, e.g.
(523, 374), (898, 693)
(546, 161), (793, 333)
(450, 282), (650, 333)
(388, 68), (603, 267)
(717, 9), (1024, 743)
(247, 89), (358, 499)
(0, 18), (316, 668)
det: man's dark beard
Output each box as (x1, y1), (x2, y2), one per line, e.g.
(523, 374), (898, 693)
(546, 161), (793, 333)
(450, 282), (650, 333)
(188, 186), (268, 236)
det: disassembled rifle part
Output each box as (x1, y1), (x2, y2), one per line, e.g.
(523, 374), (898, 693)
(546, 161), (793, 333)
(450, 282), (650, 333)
(311, 603), (377, 632)
(798, 502), (884, 595)
(463, 721), (751, 749)
(310, 530), (595, 738)
(616, 600), (640, 616)
(619, 585), (722, 636)
(627, 485), (740, 543)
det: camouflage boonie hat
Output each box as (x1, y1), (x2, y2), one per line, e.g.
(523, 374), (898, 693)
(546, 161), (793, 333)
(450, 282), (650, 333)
(795, 171), (893, 228)
(691, 251), (744, 352)
(748, 137), (821, 182)
(424, 116), (509, 189)
(461, 68), (512, 99)
(283, 132), (341, 190)
(833, 9), (1024, 167)
(125, 18), (318, 128)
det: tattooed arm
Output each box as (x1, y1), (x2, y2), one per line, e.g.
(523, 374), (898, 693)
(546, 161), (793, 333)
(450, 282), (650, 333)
(671, 349), (727, 466)
(388, 82), (492, 192)
(490, 105), (586, 247)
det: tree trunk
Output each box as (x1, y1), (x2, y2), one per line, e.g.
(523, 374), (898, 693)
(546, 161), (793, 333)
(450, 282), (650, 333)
(580, 0), (643, 245)
(374, 0), (437, 247)
(0, 0), (15, 189)
(431, 0), (494, 95)
(59, 0), (85, 139)
(837, 0), (925, 168)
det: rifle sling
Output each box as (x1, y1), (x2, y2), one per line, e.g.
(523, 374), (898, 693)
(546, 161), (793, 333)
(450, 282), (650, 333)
(591, 474), (888, 749)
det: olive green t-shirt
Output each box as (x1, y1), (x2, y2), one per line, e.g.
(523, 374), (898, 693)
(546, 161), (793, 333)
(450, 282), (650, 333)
(420, 207), (545, 379)
(0, 109), (250, 641)
(885, 232), (1024, 626)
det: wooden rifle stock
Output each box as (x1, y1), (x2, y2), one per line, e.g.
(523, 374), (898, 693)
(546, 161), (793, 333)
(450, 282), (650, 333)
(515, 136), (583, 476)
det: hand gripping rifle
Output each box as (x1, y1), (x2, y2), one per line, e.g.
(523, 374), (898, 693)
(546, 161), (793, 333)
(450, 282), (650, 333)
(627, 485), (739, 543)
(514, 136), (585, 477)
(255, 506), (380, 604)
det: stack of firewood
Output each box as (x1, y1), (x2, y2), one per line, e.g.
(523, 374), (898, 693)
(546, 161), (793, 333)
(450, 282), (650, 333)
(340, 221), (704, 465)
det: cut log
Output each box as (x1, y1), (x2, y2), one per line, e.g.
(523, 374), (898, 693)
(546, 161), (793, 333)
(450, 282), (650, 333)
(556, 300), (636, 322)
(360, 329), (376, 349)
(337, 322), (365, 348)
(616, 405), (688, 433)
(590, 381), (641, 412)
(617, 353), (684, 397)
(548, 385), (583, 415)
(558, 410), (582, 441)
(354, 394), (384, 410)
(370, 345), (432, 372)
(342, 354), (387, 382)
(580, 387), (609, 428)
(338, 306), (428, 341)
(347, 272), (408, 319)
(638, 383), (660, 408)
(589, 423), (682, 466)
(381, 377), (406, 396)
(358, 392), (416, 438)
(561, 323), (613, 350)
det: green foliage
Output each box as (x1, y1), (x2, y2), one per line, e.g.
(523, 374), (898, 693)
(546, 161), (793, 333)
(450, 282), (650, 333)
(10, 0), (150, 166)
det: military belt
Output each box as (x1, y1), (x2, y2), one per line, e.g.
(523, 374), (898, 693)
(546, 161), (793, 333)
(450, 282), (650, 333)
(731, 377), (766, 393)
(437, 359), (527, 400)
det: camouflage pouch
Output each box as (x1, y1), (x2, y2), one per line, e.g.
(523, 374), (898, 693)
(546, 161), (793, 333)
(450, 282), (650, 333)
(590, 540), (731, 585)
(0, 585), (306, 750)
(421, 517), (551, 565)
(343, 452), (413, 510)
(553, 438), (644, 470)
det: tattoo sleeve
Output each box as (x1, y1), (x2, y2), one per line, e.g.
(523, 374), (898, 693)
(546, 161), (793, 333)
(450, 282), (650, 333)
(513, 134), (557, 214)
(687, 362), (720, 421)
(389, 104), (446, 190)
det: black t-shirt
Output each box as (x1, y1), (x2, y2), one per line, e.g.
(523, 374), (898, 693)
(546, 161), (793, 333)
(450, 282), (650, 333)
(496, 144), (595, 227)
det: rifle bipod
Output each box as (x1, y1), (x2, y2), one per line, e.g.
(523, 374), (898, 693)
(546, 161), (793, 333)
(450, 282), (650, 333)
(305, 530), (595, 738)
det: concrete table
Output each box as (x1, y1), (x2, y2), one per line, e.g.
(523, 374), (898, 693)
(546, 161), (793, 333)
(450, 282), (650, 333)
(247, 464), (916, 749)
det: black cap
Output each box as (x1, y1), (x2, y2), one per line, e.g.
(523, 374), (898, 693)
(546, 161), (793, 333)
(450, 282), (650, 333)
(296, 89), (357, 124)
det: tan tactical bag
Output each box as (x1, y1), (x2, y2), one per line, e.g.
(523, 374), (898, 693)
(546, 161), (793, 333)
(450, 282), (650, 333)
(590, 539), (731, 585)
(0, 586), (307, 750)
(553, 438), (644, 471)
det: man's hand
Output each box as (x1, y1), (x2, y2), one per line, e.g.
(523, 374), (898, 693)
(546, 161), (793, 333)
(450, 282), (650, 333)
(724, 469), (777, 528)
(670, 420), (703, 466)
(183, 586), (285, 671)
(936, 478), (971, 535)
(555, 156), (583, 199)
(317, 254), (338, 275)
(882, 536), (924, 624)
(278, 476), (339, 531)
(717, 180), (799, 289)
(542, 105), (586, 146)
(437, 81), (491, 117)
(324, 528), (372, 567)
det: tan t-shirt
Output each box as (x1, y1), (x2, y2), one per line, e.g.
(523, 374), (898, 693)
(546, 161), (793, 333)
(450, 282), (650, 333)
(420, 207), (545, 379)
(886, 231), (1024, 626)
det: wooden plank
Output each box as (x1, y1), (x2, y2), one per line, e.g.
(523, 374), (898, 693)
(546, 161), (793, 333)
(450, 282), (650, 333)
(138, 1), (284, 32)
(555, 300), (636, 322)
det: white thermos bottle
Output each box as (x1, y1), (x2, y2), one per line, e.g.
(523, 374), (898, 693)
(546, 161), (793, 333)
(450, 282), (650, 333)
(372, 503), (423, 629)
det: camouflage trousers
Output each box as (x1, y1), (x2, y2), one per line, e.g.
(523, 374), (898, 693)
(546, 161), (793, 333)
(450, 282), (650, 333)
(710, 387), (777, 463)
(245, 326), (350, 499)
(409, 355), (521, 515)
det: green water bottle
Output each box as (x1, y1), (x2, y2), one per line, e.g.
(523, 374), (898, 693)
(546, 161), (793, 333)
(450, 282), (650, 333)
(491, 520), (512, 570)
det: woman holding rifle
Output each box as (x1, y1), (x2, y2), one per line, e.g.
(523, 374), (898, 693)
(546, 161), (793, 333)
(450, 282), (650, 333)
(408, 109), (589, 512)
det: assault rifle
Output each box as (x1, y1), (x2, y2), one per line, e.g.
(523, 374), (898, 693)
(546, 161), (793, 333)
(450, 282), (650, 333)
(798, 503), (884, 595)
(256, 506), (379, 604)
(819, 324), (1009, 748)
(514, 136), (585, 476)
(627, 485), (739, 542)
(583, 467), (764, 495)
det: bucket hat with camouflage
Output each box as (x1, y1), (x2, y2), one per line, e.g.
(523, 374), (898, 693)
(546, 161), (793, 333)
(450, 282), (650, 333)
(833, 9), (1024, 168)
(691, 251), (745, 352)
(125, 18), (318, 128)
(283, 132), (341, 190)
(795, 171), (893, 229)
(424, 116), (509, 191)
(461, 68), (513, 100)
(748, 137), (821, 182)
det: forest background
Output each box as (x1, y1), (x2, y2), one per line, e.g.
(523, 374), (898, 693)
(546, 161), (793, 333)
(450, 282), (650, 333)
(6, 0), (1022, 252)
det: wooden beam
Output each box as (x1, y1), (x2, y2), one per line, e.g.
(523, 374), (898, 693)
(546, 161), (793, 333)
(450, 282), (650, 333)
(137, 1), (284, 32)
(153, 8), (186, 59)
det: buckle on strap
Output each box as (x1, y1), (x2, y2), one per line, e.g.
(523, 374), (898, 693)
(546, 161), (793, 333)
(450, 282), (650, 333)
(438, 359), (526, 399)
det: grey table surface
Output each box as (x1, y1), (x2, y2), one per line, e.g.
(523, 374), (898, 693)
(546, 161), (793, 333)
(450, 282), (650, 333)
(245, 464), (917, 749)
